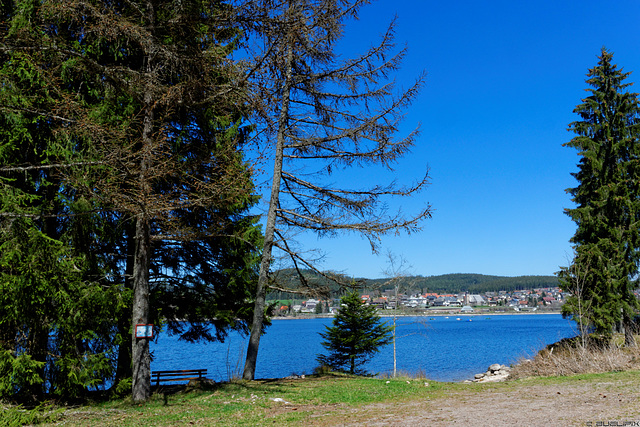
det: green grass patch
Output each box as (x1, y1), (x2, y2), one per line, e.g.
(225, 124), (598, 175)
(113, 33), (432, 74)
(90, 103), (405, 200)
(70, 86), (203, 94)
(36, 374), (461, 426)
(513, 368), (640, 387)
(17, 369), (640, 426)
(0, 403), (63, 427)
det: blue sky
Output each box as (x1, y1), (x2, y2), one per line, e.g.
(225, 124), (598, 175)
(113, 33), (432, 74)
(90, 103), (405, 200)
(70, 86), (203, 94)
(258, 0), (640, 279)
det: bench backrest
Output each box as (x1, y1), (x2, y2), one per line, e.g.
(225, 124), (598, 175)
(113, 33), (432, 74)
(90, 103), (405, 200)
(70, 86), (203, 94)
(151, 369), (207, 385)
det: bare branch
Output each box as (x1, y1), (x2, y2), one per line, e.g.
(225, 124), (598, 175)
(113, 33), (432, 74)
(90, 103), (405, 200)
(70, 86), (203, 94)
(0, 161), (103, 173)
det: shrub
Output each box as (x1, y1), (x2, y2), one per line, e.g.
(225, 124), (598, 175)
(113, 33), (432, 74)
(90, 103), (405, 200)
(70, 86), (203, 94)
(510, 335), (640, 379)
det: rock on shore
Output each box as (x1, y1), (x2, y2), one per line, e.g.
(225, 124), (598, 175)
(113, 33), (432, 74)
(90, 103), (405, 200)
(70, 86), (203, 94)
(471, 364), (511, 383)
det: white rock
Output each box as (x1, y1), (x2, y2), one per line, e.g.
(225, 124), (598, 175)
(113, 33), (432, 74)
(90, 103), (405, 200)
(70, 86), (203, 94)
(270, 397), (291, 404)
(476, 371), (510, 383)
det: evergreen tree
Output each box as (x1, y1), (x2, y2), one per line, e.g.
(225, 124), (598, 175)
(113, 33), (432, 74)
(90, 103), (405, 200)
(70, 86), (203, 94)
(1, 0), (263, 401)
(560, 48), (640, 345)
(317, 292), (392, 375)
(50, 0), (262, 402)
(0, 0), (126, 399)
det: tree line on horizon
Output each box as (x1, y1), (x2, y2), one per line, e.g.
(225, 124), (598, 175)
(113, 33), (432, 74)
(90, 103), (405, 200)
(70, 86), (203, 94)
(266, 269), (560, 300)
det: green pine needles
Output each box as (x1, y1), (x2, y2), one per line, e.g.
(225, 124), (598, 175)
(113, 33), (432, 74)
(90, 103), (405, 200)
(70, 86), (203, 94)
(317, 292), (393, 375)
(1, 0), (261, 402)
(560, 48), (640, 345)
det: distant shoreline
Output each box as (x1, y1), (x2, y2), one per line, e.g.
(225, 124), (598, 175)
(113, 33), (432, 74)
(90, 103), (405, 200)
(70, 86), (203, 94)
(272, 310), (563, 320)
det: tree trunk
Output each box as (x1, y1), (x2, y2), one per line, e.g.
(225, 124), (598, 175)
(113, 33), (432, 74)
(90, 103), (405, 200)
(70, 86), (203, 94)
(393, 285), (397, 378)
(131, 70), (154, 400)
(131, 213), (151, 402)
(130, 1), (155, 400)
(115, 314), (133, 388)
(242, 245), (270, 380)
(242, 39), (294, 381)
(241, 97), (287, 380)
(114, 228), (135, 389)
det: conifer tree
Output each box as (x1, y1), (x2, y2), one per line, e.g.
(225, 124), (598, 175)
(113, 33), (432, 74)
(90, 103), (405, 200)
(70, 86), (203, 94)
(1, 0), (262, 401)
(561, 48), (640, 345)
(317, 291), (392, 375)
(0, 0), (126, 399)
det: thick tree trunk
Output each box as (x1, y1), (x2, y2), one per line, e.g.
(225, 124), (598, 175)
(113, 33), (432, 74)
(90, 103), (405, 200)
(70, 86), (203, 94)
(131, 213), (151, 402)
(242, 241), (271, 380)
(131, 63), (154, 400)
(114, 318), (132, 389)
(242, 109), (286, 380)
(130, 1), (155, 400)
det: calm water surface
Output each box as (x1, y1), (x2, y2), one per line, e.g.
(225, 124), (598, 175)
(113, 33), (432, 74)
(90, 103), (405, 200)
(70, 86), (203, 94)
(150, 314), (577, 382)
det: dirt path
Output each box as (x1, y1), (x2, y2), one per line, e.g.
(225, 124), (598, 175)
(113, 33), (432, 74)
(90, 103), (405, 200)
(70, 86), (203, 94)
(275, 379), (640, 426)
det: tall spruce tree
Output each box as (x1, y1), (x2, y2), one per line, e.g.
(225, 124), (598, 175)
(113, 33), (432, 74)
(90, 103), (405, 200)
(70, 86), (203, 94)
(240, 0), (430, 381)
(317, 291), (392, 375)
(1, 0), (263, 401)
(0, 0), (127, 400)
(561, 48), (640, 345)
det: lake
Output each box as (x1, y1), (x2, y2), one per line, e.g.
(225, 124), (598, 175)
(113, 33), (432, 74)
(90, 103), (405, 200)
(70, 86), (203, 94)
(150, 314), (577, 382)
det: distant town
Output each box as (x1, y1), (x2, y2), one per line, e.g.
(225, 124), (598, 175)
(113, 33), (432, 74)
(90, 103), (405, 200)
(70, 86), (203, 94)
(275, 286), (576, 316)
(267, 270), (640, 316)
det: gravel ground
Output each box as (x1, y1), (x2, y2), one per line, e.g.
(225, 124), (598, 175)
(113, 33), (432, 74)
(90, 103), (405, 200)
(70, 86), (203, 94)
(272, 376), (640, 426)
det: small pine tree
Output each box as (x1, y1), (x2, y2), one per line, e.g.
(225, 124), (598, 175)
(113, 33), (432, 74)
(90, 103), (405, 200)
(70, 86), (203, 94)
(316, 292), (392, 375)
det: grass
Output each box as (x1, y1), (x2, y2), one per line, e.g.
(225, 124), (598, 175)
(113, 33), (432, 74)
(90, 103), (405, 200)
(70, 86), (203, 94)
(0, 402), (63, 426)
(6, 341), (640, 426)
(12, 369), (637, 426)
(18, 374), (465, 426)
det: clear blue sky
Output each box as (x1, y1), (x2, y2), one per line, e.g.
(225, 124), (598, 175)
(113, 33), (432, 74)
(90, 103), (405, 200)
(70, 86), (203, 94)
(258, 0), (640, 279)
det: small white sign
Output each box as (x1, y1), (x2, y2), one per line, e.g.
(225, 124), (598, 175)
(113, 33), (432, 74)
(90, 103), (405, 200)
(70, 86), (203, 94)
(135, 324), (154, 339)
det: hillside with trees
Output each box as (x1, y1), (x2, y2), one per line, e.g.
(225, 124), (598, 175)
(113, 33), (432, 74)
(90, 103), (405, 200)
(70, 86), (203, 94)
(266, 269), (560, 301)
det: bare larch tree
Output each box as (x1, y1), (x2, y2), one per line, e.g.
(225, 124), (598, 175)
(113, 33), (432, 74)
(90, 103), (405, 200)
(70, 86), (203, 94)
(240, 0), (432, 381)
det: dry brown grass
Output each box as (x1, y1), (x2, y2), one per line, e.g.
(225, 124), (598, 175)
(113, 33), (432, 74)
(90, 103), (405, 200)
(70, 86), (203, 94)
(511, 334), (640, 379)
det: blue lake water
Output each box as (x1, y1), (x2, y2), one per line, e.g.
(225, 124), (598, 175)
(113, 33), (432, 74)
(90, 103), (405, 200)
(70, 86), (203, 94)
(150, 314), (577, 382)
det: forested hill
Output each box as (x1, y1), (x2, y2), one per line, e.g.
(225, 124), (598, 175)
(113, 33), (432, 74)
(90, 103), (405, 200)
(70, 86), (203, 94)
(365, 273), (560, 294)
(267, 270), (559, 299)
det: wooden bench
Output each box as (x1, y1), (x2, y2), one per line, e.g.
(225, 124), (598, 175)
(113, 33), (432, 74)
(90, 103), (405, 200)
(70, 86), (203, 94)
(151, 369), (207, 387)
